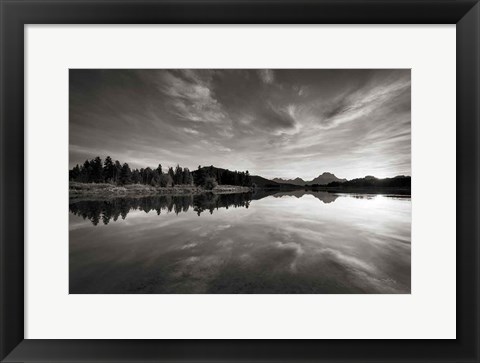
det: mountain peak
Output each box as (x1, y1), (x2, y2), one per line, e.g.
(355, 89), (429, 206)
(271, 172), (346, 186)
(271, 177), (306, 186)
(309, 172), (346, 185)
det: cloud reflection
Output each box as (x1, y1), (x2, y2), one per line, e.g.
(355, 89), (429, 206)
(70, 192), (411, 294)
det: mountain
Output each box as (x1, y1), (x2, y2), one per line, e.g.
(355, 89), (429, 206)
(271, 177), (306, 186)
(327, 175), (411, 188)
(308, 172), (347, 185)
(250, 175), (284, 188)
(272, 172), (347, 186)
(192, 165), (298, 189)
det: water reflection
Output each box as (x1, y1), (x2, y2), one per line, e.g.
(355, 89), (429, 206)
(69, 190), (342, 225)
(69, 191), (411, 294)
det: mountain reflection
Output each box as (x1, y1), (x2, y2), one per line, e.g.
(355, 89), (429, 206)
(69, 190), (340, 225)
(272, 190), (339, 203)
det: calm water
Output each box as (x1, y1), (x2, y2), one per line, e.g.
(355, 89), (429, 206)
(69, 191), (411, 294)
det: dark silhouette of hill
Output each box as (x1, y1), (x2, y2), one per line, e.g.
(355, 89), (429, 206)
(309, 172), (347, 185)
(272, 172), (346, 186)
(70, 156), (409, 193)
(192, 165), (299, 189)
(271, 177), (306, 186)
(325, 175), (410, 189)
(250, 175), (296, 188)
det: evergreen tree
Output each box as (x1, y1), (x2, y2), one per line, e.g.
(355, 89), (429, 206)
(69, 164), (80, 181)
(90, 156), (103, 183)
(194, 165), (205, 186)
(81, 160), (92, 182)
(159, 173), (169, 187)
(131, 169), (141, 184)
(183, 168), (193, 185)
(234, 170), (239, 185)
(103, 156), (115, 183)
(162, 173), (173, 187)
(114, 160), (122, 184)
(151, 170), (161, 186)
(168, 167), (175, 186)
(244, 170), (252, 186)
(143, 167), (153, 185)
(174, 164), (183, 184)
(119, 163), (132, 185)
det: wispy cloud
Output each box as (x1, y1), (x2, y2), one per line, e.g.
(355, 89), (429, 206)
(159, 71), (226, 124)
(317, 77), (411, 128)
(70, 69), (410, 180)
(183, 127), (200, 135)
(258, 69), (274, 84)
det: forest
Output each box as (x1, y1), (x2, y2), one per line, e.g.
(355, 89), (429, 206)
(69, 156), (252, 189)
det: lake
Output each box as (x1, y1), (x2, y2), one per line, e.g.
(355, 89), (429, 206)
(69, 191), (411, 294)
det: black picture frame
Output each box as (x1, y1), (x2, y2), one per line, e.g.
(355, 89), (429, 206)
(1, 0), (479, 362)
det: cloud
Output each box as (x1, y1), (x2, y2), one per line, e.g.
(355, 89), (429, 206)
(200, 139), (232, 153)
(310, 76), (411, 129)
(258, 69), (274, 84)
(322, 248), (377, 274)
(159, 70), (226, 123)
(183, 127), (200, 135)
(70, 69), (411, 180)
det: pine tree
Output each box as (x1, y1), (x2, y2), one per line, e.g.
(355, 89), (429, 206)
(151, 170), (161, 186)
(90, 157), (103, 183)
(183, 168), (193, 185)
(245, 170), (252, 186)
(119, 163), (132, 185)
(132, 169), (141, 184)
(103, 156), (115, 183)
(194, 165), (205, 186)
(81, 160), (92, 182)
(69, 164), (81, 181)
(174, 164), (183, 184)
(143, 167), (153, 185)
(114, 161), (122, 184)
(168, 167), (175, 186)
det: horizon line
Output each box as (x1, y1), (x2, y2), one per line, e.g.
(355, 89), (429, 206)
(69, 156), (410, 182)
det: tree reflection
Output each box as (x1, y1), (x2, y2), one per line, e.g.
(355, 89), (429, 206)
(69, 190), (342, 226)
(69, 193), (254, 225)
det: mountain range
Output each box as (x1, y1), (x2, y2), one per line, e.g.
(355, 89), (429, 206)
(192, 166), (410, 190)
(271, 172), (347, 186)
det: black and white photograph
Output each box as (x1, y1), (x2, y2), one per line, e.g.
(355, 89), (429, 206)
(69, 69), (411, 294)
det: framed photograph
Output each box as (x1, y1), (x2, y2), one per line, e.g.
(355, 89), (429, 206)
(1, 0), (478, 362)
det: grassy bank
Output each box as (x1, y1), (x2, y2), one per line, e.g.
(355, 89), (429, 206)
(69, 182), (252, 200)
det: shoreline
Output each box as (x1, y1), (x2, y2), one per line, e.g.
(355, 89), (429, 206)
(69, 182), (411, 203)
(69, 182), (252, 201)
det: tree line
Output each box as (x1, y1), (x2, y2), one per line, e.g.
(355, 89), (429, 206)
(69, 156), (252, 188)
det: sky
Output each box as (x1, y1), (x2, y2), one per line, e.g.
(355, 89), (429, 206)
(69, 69), (411, 180)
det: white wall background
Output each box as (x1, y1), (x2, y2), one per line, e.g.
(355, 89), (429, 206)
(25, 25), (456, 339)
